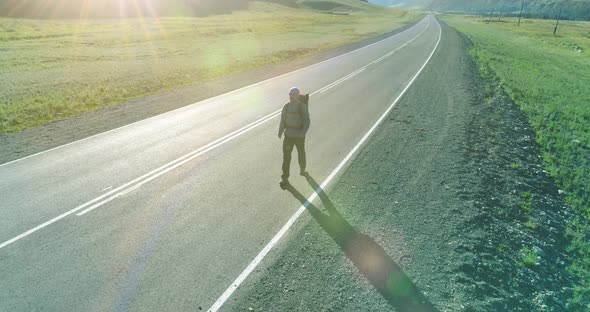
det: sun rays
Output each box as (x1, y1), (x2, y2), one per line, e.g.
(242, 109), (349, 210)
(4, 0), (177, 19)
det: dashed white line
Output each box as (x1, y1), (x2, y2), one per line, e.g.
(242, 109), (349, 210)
(0, 110), (280, 249)
(318, 68), (366, 93)
(318, 23), (428, 95)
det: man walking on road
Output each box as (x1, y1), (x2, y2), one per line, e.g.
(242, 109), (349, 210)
(278, 87), (310, 189)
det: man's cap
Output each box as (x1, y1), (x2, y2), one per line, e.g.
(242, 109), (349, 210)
(289, 87), (300, 95)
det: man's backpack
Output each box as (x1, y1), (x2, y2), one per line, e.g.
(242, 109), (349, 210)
(299, 94), (309, 106)
(285, 94), (309, 129)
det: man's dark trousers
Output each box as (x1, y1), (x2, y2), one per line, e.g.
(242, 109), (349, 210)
(282, 137), (306, 179)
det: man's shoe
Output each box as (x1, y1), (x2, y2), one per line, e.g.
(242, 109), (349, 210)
(299, 170), (308, 176)
(279, 177), (290, 190)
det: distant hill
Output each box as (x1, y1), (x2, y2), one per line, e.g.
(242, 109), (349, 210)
(370, 0), (590, 20)
(267, 0), (378, 11)
(0, 0), (376, 19)
(0, 0), (249, 18)
(427, 0), (590, 20)
(368, 0), (433, 8)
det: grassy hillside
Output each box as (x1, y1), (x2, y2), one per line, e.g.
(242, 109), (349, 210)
(0, 1), (420, 134)
(0, 0), (250, 18)
(0, 0), (378, 19)
(430, 0), (590, 20)
(298, 0), (377, 11)
(368, 0), (433, 8)
(441, 15), (590, 309)
(369, 0), (590, 19)
(266, 0), (379, 11)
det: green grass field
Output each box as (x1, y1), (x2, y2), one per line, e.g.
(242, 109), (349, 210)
(442, 15), (590, 309)
(0, 1), (421, 134)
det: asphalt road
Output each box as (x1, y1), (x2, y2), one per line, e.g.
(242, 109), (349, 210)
(0, 15), (442, 311)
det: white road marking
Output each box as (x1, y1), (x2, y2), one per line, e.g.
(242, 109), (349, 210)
(370, 24), (428, 66)
(207, 16), (442, 312)
(0, 110), (279, 249)
(317, 23), (429, 95)
(0, 18), (427, 168)
(318, 68), (366, 93)
(75, 111), (280, 216)
(0, 17), (431, 250)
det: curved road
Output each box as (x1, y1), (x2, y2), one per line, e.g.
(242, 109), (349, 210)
(0, 15), (441, 311)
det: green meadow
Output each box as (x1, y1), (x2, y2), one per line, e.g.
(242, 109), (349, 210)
(0, 1), (421, 134)
(442, 15), (590, 308)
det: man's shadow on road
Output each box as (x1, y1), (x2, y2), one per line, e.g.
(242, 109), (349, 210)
(285, 174), (437, 312)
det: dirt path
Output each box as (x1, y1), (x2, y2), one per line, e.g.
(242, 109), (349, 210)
(221, 20), (575, 311)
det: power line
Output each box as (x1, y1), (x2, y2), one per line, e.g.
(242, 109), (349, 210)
(518, 0), (525, 25)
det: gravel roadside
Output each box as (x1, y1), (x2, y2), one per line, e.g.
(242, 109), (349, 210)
(220, 19), (575, 311)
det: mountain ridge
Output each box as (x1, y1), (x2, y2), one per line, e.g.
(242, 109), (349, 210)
(369, 0), (590, 20)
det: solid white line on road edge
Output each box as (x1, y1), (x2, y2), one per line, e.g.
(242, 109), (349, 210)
(0, 18), (429, 168)
(207, 16), (442, 312)
(0, 18), (433, 250)
(314, 22), (429, 95)
(317, 23), (429, 95)
(370, 24), (429, 66)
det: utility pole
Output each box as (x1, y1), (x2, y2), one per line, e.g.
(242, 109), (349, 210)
(554, 1), (565, 35)
(498, 3), (504, 22)
(489, 8), (494, 22)
(518, 0), (525, 26)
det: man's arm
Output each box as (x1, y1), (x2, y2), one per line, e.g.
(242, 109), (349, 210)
(301, 102), (310, 135)
(278, 105), (287, 138)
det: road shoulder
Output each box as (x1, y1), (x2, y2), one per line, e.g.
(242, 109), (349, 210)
(220, 19), (574, 311)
